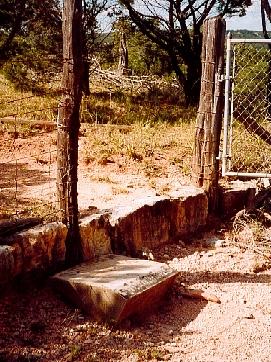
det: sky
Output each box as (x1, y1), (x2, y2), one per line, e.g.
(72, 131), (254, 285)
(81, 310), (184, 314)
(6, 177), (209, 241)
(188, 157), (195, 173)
(226, 1), (271, 31)
(98, 1), (270, 33)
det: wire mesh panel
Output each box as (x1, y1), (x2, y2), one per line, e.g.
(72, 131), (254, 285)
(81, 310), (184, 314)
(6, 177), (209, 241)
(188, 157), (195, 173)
(0, 80), (60, 222)
(222, 38), (271, 178)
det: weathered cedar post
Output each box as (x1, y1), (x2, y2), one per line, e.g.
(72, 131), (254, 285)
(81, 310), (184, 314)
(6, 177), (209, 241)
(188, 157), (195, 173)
(192, 16), (226, 212)
(57, 0), (83, 266)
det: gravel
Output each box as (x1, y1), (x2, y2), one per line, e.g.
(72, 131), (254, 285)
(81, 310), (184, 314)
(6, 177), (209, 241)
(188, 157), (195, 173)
(1, 236), (271, 362)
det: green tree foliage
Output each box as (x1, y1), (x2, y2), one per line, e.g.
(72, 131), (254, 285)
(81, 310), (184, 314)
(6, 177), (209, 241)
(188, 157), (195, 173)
(126, 26), (171, 75)
(118, 0), (252, 105)
(112, 17), (171, 76)
(0, 0), (114, 92)
(77, 0), (112, 94)
(0, 0), (62, 91)
(83, 0), (111, 53)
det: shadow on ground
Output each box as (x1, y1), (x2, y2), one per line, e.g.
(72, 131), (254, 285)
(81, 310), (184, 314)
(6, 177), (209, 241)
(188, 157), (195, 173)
(0, 264), (270, 362)
(0, 162), (54, 219)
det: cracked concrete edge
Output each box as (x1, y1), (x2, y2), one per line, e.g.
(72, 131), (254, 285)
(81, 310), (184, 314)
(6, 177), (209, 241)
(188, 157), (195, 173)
(107, 188), (208, 255)
(50, 255), (179, 323)
(0, 222), (67, 284)
(218, 180), (257, 217)
(1, 183), (255, 284)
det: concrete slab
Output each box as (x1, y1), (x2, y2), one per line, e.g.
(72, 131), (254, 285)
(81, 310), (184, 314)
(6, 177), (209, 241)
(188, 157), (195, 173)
(51, 254), (178, 323)
(219, 180), (256, 216)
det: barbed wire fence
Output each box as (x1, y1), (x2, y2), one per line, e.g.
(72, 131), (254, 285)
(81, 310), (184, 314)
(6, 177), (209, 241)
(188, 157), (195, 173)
(0, 69), (61, 226)
(0, 59), (182, 227)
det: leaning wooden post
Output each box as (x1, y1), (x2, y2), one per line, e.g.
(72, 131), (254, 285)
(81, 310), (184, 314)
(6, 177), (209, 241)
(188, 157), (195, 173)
(57, 0), (83, 266)
(192, 16), (226, 212)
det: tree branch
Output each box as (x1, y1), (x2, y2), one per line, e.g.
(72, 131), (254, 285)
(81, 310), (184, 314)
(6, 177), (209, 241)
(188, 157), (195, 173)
(234, 110), (271, 146)
(261, 0), (271, 22)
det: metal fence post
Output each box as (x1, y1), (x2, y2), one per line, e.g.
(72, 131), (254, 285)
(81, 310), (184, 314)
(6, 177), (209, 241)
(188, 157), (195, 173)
(222, 33), (232, 177)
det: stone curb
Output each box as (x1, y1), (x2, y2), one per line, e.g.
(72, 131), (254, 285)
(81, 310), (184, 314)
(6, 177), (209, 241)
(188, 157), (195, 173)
(1, 182), (255, 285)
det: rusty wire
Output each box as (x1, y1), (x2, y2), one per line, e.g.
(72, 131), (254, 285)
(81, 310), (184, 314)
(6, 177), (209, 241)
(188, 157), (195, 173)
(0, 87), (60, 223)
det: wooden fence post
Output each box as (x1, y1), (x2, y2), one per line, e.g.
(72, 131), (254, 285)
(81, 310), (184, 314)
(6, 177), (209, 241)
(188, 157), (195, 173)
(192, 16), (226, 212)
(57, 0), (83, 266)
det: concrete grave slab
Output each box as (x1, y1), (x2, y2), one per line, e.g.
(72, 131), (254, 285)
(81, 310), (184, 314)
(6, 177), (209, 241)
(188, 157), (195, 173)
(51, 254), (178, 323)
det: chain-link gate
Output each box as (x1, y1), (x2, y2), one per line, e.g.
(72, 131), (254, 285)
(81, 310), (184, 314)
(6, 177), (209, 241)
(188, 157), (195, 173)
(222, 37), (271, 178)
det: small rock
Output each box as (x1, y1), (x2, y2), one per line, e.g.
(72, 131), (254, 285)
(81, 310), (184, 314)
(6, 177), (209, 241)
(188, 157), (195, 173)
(168, 329), (174, 336)
(163, 254), (170, 260)
(204, 238), (225, 248)
(84, 338), (92, 344)
(127, 353), (139, 362)
(244, 314), (255, 320)
(215, 239), (226, 247)
(206, 251), (214, 257)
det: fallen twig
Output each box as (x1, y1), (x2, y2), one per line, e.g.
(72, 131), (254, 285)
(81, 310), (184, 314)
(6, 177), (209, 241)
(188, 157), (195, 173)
(180, 287), (221, 304)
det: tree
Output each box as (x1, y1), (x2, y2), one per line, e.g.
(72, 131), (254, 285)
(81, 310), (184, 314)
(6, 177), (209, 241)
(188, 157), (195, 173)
(0, 0), (62, 61)
(118, 0), (252, 105)
(0, 0), (62, 91)
(0, 0), (110, 92)
(261, 0), (271, 34)
(113, 18), (171, 76)
(82, 0), (111, 94)
(117, 19), (129, 74)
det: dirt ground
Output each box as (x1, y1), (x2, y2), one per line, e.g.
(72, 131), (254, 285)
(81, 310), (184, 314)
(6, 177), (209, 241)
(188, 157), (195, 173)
(0, 126), (192, 219)
(1, 236), (271, 362)
(1, 127), (271, 361)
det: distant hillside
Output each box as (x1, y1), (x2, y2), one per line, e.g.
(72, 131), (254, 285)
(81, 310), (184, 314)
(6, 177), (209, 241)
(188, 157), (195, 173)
(229, 29), (271, 39)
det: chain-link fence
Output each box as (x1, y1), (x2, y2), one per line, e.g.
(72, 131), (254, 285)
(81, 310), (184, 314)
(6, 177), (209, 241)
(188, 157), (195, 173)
(222, 38), (271, 178)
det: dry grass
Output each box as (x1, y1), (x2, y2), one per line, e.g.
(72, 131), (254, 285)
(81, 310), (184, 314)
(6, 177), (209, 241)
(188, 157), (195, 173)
(0, 75), (60, 126)
(81, 93), (196, 125)
(228, 209), (271, 272)
(2, 71), (271, 222)
(82, 122), (195, 180)
(231, 122), (271, 174)
(0, 73), (196, 220)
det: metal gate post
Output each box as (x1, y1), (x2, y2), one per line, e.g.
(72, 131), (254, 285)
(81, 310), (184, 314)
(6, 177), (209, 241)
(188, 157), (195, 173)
(222, 33), (232, 176)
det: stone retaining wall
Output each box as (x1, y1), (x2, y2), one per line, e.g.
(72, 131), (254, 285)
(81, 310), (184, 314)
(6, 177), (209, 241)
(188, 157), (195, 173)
(0, 186), (209, 284)
(0, 222), (67, 284)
